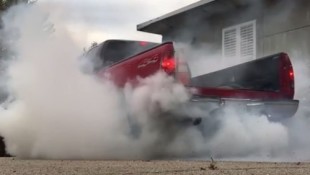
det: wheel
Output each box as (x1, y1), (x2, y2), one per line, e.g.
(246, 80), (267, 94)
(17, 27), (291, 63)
(0, 136), (8, 157)
(198, 108), (223, 139)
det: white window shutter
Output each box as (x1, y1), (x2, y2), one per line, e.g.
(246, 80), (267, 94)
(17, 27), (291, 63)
(223, 28), (237, 58)
(223, 20), (256, 61)
(240, 22), (255, 60)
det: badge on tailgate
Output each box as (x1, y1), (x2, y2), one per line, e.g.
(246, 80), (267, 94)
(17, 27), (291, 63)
(137, 55), (159, 69)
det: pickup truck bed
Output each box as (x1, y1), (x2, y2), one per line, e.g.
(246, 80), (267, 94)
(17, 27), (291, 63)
(190, 53), (298, 120)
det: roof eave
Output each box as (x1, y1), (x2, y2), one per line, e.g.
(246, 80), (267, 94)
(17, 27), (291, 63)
(137, 0), (216, 32)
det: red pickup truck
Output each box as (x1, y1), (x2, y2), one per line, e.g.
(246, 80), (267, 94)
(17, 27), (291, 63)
(84, 40), (298, 121)
(0, 39), (299, 157)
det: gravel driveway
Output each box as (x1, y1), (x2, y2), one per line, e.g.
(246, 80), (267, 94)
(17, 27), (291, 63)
(0, 158), (309, 175)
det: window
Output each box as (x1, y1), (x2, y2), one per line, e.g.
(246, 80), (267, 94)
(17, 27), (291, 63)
(222, 20), (256, 61)
(100, 40), (159, 65)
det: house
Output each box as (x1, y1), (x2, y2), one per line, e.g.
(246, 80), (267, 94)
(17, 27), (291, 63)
(137, 0), (310, 76)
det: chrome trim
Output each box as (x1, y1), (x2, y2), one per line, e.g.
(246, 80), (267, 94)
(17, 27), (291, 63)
(189, 97), (299, 119)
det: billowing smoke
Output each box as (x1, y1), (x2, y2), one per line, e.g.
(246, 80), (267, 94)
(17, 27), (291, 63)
(174, 45), (310, 161)
(172, 0), (310, 161)
(0, 1), (309, 161)
(0, 2), (192, 159)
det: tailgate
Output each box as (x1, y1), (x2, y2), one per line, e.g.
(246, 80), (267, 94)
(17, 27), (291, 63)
(188, 53), (299, 119)
(190, 53), (295, 100)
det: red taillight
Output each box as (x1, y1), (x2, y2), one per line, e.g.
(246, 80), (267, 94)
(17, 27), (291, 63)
(161, 49), (191, 86)
(280, 53), (295, 99)
(289, 70), (294, 79)
(287, 66), (294, 89)
(161, 57), (176, 74)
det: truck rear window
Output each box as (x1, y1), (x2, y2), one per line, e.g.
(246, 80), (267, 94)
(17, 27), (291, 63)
(100, 40), (159, 66)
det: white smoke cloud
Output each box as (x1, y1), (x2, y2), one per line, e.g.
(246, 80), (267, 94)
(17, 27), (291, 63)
(37, 0), (200, 46)
(0, 0), (309, 162)
(0, 2), (191, 159)
(174, 44), (310, 161)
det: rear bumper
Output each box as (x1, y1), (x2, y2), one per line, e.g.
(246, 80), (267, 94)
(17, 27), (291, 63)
(188, 97), (299, 120)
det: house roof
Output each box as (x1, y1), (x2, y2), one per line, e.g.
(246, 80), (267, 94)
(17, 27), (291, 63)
(137, 0), (254, 34)
(137, 0), (216, 34)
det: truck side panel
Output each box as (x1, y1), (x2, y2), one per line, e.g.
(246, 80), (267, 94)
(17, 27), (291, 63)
(97, 43), (174, 87)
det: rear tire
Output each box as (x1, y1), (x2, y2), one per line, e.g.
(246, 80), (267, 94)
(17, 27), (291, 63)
(198, 108), (223, 139)
(0, 136), (8, 157)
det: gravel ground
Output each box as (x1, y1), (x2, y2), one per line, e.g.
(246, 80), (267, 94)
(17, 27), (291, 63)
(0, 158), (309, 175)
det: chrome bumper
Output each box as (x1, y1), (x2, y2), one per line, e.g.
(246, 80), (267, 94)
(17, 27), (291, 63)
(188, 97), (299, 120)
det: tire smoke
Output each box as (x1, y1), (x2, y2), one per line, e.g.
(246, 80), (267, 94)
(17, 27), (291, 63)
(0, 2), (309, 161)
